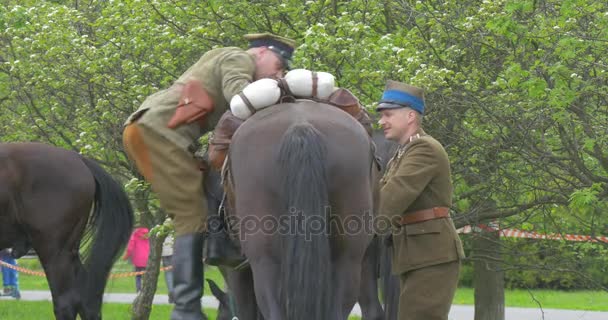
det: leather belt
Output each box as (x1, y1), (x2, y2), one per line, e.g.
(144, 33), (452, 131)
(400, 207), (449, 225)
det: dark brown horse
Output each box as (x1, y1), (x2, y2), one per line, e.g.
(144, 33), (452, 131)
(222, 101), (379, 320)
(0, 143), (134, 320)
(204, 121), (400, 320)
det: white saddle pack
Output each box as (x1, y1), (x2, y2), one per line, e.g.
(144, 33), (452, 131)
(230, 69), (336, 120)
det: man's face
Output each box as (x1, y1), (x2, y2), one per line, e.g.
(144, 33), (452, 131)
(254, 48), (284, 80)
(378, 107), (415, 143)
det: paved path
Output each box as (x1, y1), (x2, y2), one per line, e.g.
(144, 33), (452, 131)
(2, 291), (608, 320)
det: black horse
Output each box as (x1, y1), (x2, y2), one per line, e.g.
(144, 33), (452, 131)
(0, 142), (134, 320)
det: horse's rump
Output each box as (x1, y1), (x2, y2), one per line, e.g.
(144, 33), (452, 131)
(227, 101), (376, 320)
(0, 143), (95, 249)
(0, 142), (133, 319)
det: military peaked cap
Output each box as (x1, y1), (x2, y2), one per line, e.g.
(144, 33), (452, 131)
(376, 80), (425, 114)
(244, 33), (297, 69)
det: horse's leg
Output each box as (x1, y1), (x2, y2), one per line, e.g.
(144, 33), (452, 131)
(29, 202), (89, 320)
(227, 266), (263, 320)
(358, 236), (385, 320)
(330, 180), (375, 319)
(331, 247), (366, 320)
(237, 229), (280, 320)
(35, 242), (82, 320)
(248, 257), (281, 320)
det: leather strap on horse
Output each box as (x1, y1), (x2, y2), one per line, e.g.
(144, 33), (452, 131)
(311, 71), (318, 98)
(277, 78), (294, 97)
(238, 92), (257, 116)
(399, 207), (449, 225)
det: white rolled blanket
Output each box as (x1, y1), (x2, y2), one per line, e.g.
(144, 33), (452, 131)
(283, 69), (335, 100)
(230, 78), (282, 120)
(229, 69), (337, 120)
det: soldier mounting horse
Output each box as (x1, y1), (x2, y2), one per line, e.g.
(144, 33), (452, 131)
(0, 143), (134, 320)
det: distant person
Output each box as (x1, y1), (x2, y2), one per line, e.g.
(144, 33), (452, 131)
(162, 234), (175, 303)
(0, 249), (21, 299)
(124, 227), (150, 292)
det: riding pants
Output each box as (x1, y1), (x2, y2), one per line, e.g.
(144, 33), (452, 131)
(123, 123), (207, 236)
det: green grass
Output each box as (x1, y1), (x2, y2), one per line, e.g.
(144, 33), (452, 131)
(454, 288), (608, 311)
(0, 300), (215, 319)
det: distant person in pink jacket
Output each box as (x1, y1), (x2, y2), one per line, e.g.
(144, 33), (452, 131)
(124, 227), (150, 292)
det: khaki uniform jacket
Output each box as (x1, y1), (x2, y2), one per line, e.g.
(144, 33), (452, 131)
(125, 47), (256, 151)
(379, 129), (465, 275)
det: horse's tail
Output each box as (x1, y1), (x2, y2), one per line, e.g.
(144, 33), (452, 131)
(80, 157), (134, 309)
(381, 241), (399, 320)
(278, 122), (332, 320)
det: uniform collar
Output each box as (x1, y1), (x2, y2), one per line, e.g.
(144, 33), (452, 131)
(401, 128), (426, 147)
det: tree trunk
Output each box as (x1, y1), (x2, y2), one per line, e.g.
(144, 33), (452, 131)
(473, 224), (505, 320)
(132, 233), (166, 320)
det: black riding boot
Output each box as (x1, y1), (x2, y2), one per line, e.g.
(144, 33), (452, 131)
(171, 233), (206, 320)
(204, 215), (247, 268)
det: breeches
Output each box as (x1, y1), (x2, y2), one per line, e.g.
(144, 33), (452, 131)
(122, 123), (207, 236)
(398, 261), (460, 320)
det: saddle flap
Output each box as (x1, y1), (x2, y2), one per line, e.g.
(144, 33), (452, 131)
(327, 88), (359, 108)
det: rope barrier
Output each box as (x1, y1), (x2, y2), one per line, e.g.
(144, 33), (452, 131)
(0, 260), (172, 278)
(458, 224), (608, 243)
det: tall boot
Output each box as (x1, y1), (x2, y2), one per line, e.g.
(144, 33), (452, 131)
(171, 233), (206, 320)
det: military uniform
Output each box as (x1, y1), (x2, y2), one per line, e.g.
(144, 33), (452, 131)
(377, 81), (465, 320)
(123, 47), (256, 235)
(122, 33), (296, 320)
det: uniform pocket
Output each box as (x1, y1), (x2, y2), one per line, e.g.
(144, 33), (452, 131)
(405, 220), (442, 236)
(399, 219), (460, 270)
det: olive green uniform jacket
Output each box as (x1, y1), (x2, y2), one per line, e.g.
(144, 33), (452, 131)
(122, 47), (255, 236)
(379, 129), (465, 275)
(125, 47), (256, 151)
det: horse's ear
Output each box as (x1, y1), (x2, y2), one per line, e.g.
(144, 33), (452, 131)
(206, 278), (228, 306)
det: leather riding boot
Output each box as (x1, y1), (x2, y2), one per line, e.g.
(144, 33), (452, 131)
(204, 215), (247, 269)
(171, 233), (206, 320)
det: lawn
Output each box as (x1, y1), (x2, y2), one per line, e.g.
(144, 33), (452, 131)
(454, 288), (608, 311)
(0, 300), (214, 319)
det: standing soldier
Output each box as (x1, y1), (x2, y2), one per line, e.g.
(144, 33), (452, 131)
(376, 80), (465, 320)
(122, 33), (296, 320)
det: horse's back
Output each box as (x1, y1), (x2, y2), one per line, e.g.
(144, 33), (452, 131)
(235, 101), (369, 143)
(231, 101), (373, 173)
(0, 142), (93, 189)
(229, 101), (376, 215)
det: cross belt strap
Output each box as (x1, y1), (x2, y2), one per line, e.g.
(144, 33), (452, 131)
(238, 92), (257, 116)
(311, 71), (318, 98)
(399, 206), (450, 225)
